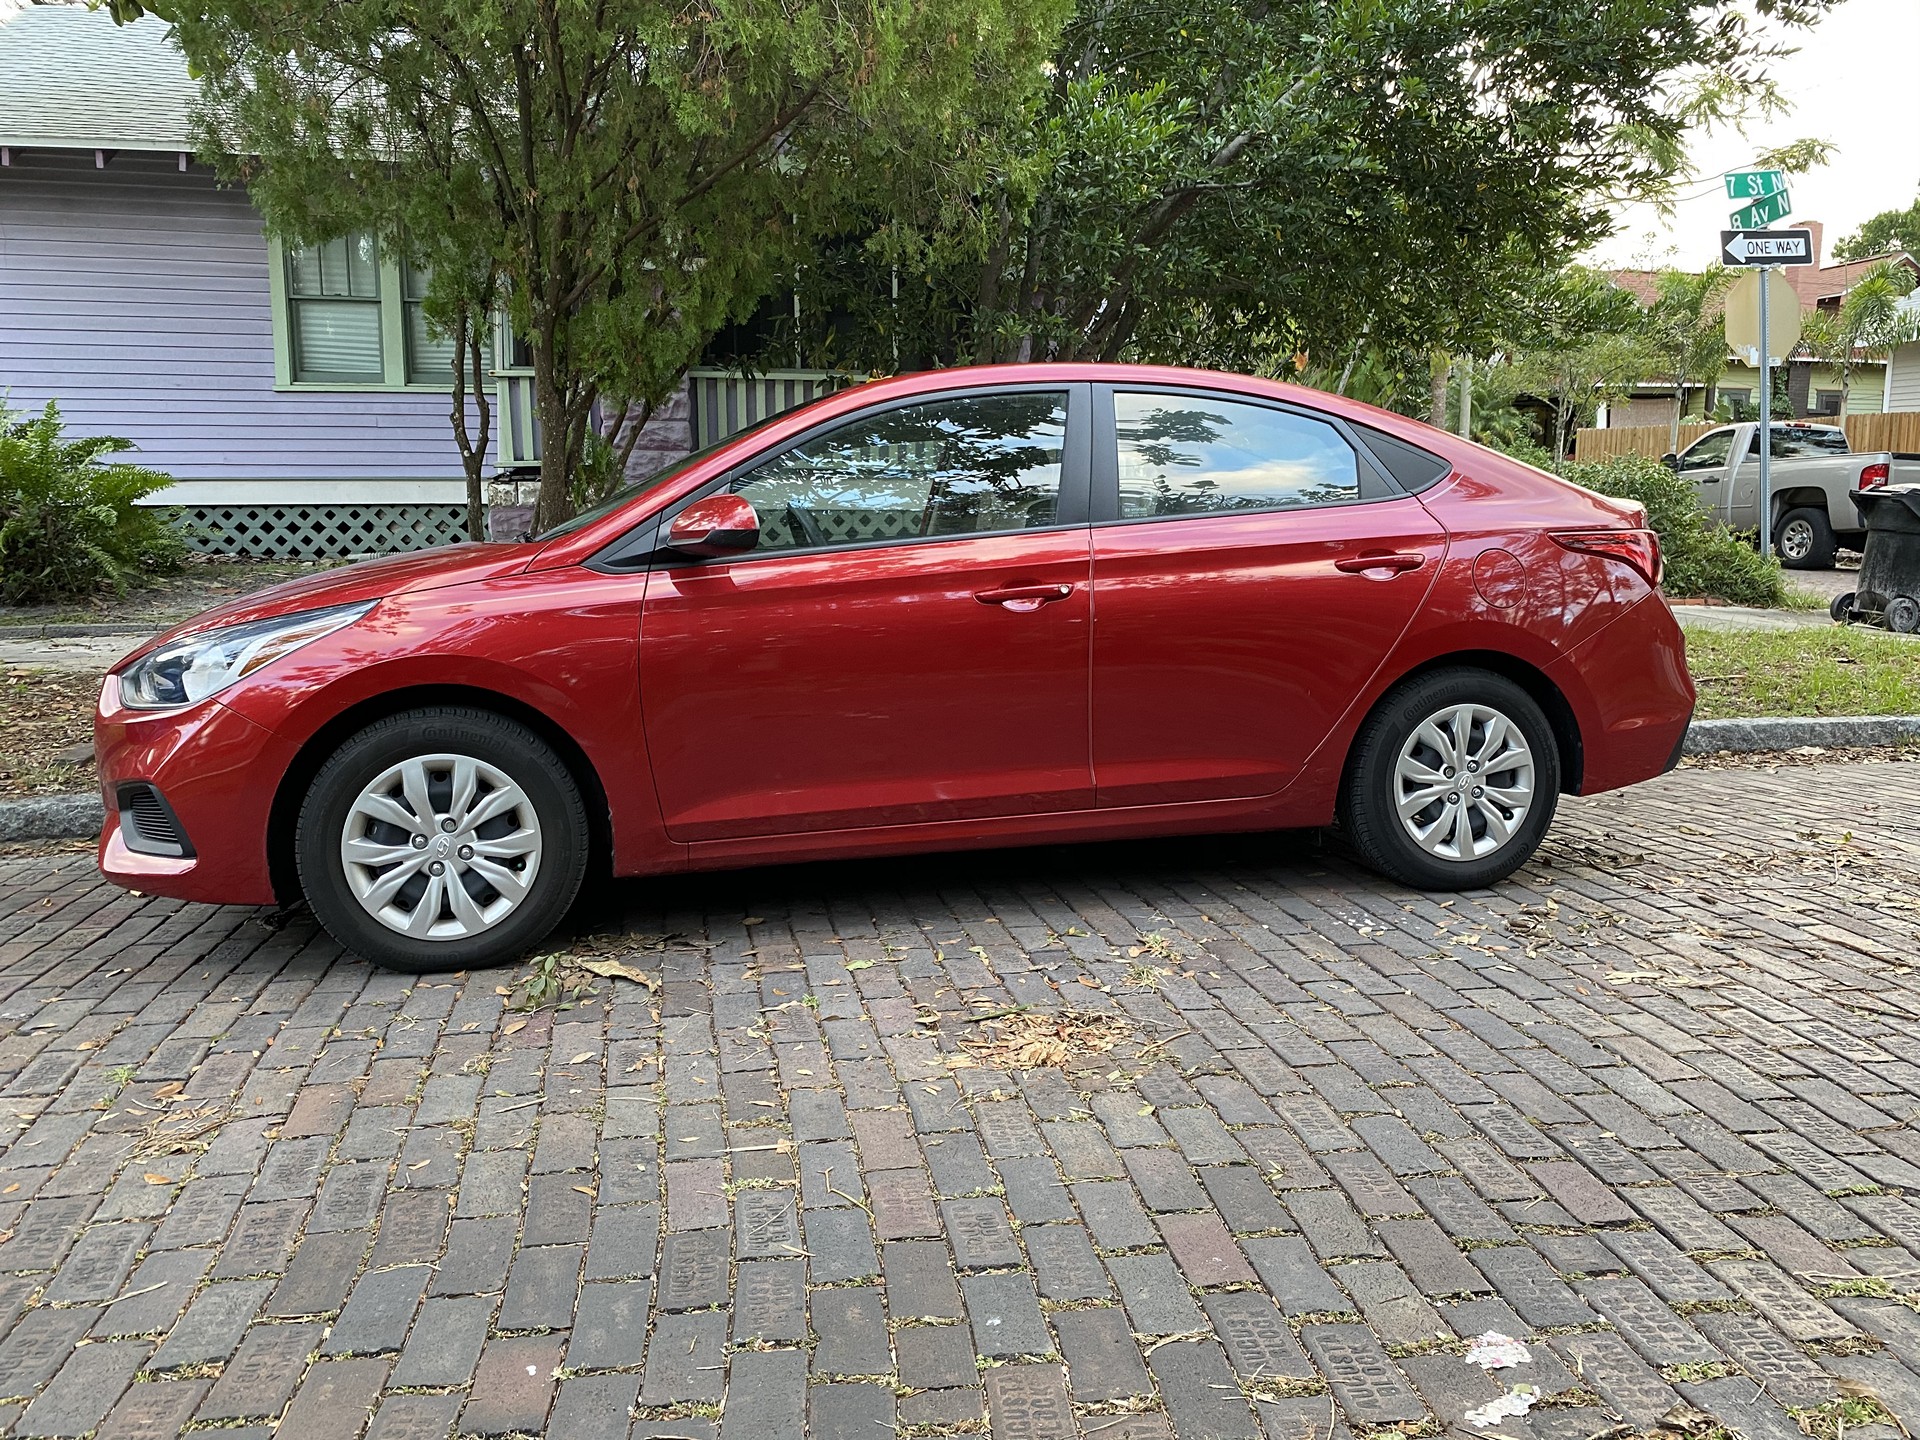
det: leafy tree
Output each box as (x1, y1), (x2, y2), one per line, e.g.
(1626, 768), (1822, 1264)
(1496, 269), (1656, 458)
(755, 0), (1839, 381)
(121, 0), (1065, 531)
(1799, 260), (1920, 413)
(1643, 268), (1736, 450)
(1833, 194), (1920, 262)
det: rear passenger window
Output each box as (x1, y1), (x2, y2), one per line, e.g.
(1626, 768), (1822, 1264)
(1114, 392), (1362, 519)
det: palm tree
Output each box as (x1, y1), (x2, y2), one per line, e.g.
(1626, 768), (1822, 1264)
(1644, 268), (1735, 451)
(1799, 260), (1920, 414)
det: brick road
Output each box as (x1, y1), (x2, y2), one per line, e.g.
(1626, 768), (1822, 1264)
(2, 759), (1919, 1440)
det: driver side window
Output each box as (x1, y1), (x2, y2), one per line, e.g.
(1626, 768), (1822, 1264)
(730, 391), (1069, 552)
(1678, 430), (1734, 474)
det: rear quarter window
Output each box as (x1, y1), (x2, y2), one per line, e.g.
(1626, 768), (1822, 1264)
(1349, 424), (1452, 492)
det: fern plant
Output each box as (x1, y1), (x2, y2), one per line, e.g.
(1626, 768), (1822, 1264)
(0, 401), (185, 604)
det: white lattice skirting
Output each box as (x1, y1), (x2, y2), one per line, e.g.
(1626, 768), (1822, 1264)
(177, 504), (471, 559)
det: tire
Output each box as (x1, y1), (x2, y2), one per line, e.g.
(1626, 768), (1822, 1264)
(1830, 591), (1856, 625)
(296, 707), (590, 972)
(1774, 507), (1836, 570)
(1888, 596), (1920, 635)
(1340, 668), (1561, 891)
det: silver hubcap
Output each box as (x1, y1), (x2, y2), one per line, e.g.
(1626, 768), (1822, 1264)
(340, 753), (542, 941)
(1394, 703), (1535, 862)
(1781, 520), (1813, 560)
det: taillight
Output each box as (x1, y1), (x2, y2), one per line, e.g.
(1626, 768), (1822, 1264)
(1861, 462), (1889, 489)
(1552, 529), (1663, 588)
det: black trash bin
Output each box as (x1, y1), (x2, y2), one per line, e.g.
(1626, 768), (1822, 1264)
(1834, 488), (1920, 632)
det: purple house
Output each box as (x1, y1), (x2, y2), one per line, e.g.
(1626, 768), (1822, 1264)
(0, 5), (861, 553)
(0, 4), (530, 555)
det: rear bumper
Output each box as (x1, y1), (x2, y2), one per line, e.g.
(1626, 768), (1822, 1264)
(1546, 592), (1695, 795)
(94, 676), (288, 906)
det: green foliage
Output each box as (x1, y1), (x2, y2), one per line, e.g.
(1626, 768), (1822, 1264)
(144, 0), (1066, 532)
(1496, 268), (1659, 455)
(1833, 193), (1920, 262)
(1800, 260), (1920, 412)
(738, 0), (1839, 379)
(0, 403), (183, 605)
(1557, 455), (1786, 605)
(1643, 268), (1735, 442)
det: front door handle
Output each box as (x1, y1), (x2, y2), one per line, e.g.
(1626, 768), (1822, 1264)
(975, 582), (1074, 611)
(1335, 552), (1425, 575)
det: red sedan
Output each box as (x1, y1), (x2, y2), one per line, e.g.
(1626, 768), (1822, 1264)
(95, 365), (1693, 970)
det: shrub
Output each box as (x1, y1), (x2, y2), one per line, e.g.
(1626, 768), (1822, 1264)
(0, 402), (185, 604)
(1555, 454), (1787, 606)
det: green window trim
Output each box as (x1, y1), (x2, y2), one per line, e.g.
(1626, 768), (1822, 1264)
(268, 234), (492, 393)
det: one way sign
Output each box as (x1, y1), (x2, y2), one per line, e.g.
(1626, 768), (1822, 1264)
(1722, 229), (1815, 266)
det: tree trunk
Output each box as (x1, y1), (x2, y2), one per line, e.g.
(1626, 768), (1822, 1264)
(1670, 384), (1684, 453)
(1428, 353), (1451, 428)
(448, 303), (494, 543)
(529, 315), (579, 535)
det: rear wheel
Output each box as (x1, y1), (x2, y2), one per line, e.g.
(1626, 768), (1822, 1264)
(1774, 507), (1836, 570)
(1341, 669), (1560, 891)
(296, 707), (589, 971)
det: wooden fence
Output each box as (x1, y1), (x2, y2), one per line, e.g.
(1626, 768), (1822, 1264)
(1572, 424), (1715, 462)
(1574, 412), (1920, 463)
(1844, 411), (1920, 456)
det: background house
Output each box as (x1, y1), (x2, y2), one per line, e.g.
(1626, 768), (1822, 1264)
(1599, 226), (1920, 430)
(0, 5), (492, 554)
(0, 5), (838, 553)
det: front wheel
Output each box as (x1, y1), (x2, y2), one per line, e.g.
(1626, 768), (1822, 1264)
(296, 707), (589, 971)
(1774, 507), (1836, 570)
(1340, 669), (1560, 891)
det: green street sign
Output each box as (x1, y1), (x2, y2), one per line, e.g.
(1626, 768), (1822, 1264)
(1730, 190), (1791, 229)
(1726, 169), (1787, 200)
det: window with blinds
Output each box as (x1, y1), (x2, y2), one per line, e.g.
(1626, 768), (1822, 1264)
(287, 235), (384, 383)
(403, 261), (455, 384)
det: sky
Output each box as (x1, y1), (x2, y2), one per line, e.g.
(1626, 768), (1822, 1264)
(1586, 0), (1920, 272)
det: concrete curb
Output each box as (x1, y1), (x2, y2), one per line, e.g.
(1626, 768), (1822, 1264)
(1681, 714), (1920, 755)
(2, 715), (1916, 843)
(0, 622), (157, 638)
(0, 792), (104, 842)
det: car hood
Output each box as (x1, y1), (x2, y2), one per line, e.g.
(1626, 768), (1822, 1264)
(122, 543), (541, 665)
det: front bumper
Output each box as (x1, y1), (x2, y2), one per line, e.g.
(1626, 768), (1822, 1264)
(95, 675), (290, 906)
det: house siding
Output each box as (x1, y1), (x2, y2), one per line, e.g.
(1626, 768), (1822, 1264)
(0, 149), (474, 492)
(1889, 343), (1920, 413)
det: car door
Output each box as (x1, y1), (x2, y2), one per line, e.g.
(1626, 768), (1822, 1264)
(1725, 427), (1765, 530)
(1088, 385), (1447, 808)
(639, 384), (1094, 842)
(1675, 427), (1739, 524)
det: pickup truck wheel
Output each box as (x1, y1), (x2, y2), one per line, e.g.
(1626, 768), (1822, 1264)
(1774, 507), (1836, 570)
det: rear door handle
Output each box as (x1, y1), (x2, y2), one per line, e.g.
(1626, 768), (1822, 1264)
(1335, 552), (1425, 575)
(975, 583), (1074, 609)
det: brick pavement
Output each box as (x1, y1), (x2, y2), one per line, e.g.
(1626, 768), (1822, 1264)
(1, 759), (1918, 1440)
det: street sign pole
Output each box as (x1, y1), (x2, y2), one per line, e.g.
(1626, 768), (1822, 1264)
(1758, 266), (1772, 558)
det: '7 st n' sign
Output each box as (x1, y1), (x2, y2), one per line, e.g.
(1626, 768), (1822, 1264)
(1722, 229), (1815, 267)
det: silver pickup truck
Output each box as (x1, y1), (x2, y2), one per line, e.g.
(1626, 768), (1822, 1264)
(1663, 421), (1920, 569)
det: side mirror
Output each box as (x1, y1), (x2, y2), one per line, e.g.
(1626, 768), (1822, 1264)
(1660, 453), (1679, 471)
(665, 494), (759, 558)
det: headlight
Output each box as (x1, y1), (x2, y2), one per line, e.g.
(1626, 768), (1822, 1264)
(117, 601), (376, 710)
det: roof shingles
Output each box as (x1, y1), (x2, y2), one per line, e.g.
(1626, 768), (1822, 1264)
(0, 4), (196, 152)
